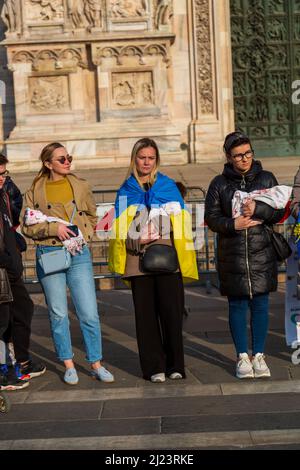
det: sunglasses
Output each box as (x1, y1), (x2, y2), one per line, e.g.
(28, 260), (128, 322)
(53, 155), (73, 165)
(0, 170), (9, 178)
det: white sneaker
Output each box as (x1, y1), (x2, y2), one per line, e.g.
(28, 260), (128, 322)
(169, 372), (183, 380)
(151, 373), (166, 383)
(252, 353), (271, 378)
(236, 353), (254, 379)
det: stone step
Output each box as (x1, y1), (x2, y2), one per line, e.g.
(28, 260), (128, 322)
(6, 379), (300, 406)
(0, 403), (300, 450)
(0, 429), (300, 452)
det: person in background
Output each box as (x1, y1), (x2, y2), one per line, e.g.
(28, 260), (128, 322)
(21, 143), (114, 385)
(0, 153), (26, 368)
(205, 131), (285, 379)
(0, 154), (45, 389)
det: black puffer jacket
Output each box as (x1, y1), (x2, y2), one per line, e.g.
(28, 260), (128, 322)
(3, 177), (23, 227)
(205, 160), (285, 297)
(0, 191), (23, 281)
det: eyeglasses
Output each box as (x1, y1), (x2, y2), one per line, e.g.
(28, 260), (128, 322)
(231, 150), (253, 162)
(53, 156), (73, 165)
(0, 170), (9, 178)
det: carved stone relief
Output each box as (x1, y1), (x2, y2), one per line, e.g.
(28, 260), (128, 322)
(27, 0), (64, 22)
(110, 0), (147, 18)
(1, 0), (175, 34)
(194, 0), (214, 114)
(85, 0), (103, 28)
(153, 0), (173, 29)
(29, 75), (69, 112)
(67, 0), (85, 28)
(112, 70), (154, 108)
(1, 0), (21, 33)
(11, 47), (88, 72)
(66, 0), (105, 30)
(93, 42), (171, 67)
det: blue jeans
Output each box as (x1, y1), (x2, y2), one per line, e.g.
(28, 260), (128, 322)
(36, 245), (102, 363)
(228, 294), (269, 356)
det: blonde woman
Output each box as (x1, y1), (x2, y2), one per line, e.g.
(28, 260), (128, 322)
(109, 138), (198, 383)
(21, 143), (114, 385)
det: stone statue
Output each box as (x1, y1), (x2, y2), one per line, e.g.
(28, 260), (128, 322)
(111, 0), (128, 17)
(1, 0), (19, 32)
(30, 0), (63, 21)
(67, 0), (85, 28)
(111, 0), (147, 18)
(155, 0), (172, 29)
(142, 82), (153, 104)
(84, 0), (102, 28)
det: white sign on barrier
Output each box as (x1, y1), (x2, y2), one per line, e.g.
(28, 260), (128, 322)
(285, 238), (300, 346)
(95, 203), (115, 237)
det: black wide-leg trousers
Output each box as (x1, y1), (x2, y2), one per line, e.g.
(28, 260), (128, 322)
(0, 277), (34, 363)
(131, 272), (185, 380)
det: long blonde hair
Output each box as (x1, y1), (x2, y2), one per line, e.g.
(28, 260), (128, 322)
(127, 138), (160, 187)
(31, 142), (65, 188)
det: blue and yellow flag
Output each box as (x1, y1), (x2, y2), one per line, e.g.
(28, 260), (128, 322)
(108, 172), (198, 283)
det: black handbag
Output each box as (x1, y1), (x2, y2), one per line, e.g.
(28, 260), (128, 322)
(140, 244), (179, 273)
(266, 226), (292, 262)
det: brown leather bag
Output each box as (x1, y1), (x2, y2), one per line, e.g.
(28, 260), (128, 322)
(0, 215), (13, 303)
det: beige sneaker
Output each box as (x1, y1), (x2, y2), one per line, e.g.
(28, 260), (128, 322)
(236, 353), (254, 379)
(252, 353), (271, 378)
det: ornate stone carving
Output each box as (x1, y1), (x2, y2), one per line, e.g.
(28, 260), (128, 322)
(66, 0), (104, 29)
(267, 18), (287, 41)
(268, 0), (285, 13)
(27, 0), (64, 22)
(112, 71), (154, 108)
(195, 0), (214, 114)
(110, 0), (147, 18)
(29, 76), (69, 112)
(1, 0), (21, 33)
(11, 47), (88, 71)
(230, 0), (298, 149)
(84, 0), (103, 28)
(67, 0), (85, 28)
(153, 0), (173, 29)
(93, 42), (170, 66)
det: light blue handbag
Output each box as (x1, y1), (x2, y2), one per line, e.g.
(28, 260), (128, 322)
(39, 248), (71, 275)
(38, 204), (76, 275)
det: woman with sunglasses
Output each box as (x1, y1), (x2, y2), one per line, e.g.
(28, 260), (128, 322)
(205, 131), (285, 380)
(21, 142), (114, 385)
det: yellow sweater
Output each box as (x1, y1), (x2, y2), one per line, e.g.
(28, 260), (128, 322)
(45, 177), (74, 222)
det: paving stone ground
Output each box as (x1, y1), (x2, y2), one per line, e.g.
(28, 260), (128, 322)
(1, 285), (300, 450)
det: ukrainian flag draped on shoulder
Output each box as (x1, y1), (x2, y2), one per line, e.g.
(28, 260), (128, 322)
(108, 172), (198, 283)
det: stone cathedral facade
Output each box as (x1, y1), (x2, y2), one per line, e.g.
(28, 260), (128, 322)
(0, 0), (234, 171)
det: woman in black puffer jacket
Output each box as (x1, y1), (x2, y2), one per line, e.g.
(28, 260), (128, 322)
(205, 131), (285, 380)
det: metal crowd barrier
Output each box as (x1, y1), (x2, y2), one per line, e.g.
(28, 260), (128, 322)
(21, 186), (292, 290)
